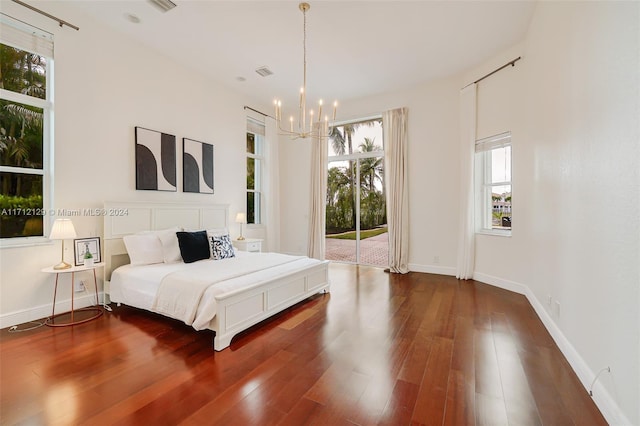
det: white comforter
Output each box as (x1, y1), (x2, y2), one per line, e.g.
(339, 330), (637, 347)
(110, 252), (321, 330)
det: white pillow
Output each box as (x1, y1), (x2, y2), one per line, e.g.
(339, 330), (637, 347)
(139, 226), (182, 263)
(123, 233), (164, 265)
(157, 228), (182, 263)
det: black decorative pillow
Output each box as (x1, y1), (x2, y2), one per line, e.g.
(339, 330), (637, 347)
(176, 230), (210, 263)
(210, 234), (235, 260)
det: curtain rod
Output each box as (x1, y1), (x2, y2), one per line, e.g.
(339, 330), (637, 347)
(462, 56), (521, 89)
(244, 106), (274, 120)
(11, 0), (79, 30)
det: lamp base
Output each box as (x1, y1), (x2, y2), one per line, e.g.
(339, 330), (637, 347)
(53, 261), (72, 270)
(237, 236), (245, 241)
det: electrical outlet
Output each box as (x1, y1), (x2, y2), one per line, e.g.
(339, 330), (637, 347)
(554, 300), (561, 318)
(75, 280), (86, 293)
(547, 295), (552, 309)
(433, 256), (440, 264)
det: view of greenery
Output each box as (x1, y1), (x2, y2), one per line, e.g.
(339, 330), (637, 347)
(326, 227), (387, 241)
(326, 120), (386, 235)
(246, 132), (260, 224)
(0, 44), (47, 238)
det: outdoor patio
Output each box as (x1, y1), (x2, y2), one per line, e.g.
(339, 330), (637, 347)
(325, 233), (388, 267)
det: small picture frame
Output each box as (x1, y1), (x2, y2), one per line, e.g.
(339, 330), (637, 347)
(74, 237), (101, 266)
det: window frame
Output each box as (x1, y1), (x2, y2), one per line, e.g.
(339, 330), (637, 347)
(474, 132), (512, 237)
(0, 33), (54, 247)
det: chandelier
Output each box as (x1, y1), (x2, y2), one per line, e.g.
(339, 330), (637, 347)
(273, 2), (337, 139)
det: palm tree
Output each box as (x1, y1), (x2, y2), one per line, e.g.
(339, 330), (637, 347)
(357, 137), (386, 230)
(328, 119), (382, 232)
(0, 44), (46, 221)
(328, 125), (348, 156)
(328, 125), (356, 230)
(358, 137), (383, 195)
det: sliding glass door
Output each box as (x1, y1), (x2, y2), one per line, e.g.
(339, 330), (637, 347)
(325, 118), (387, 266)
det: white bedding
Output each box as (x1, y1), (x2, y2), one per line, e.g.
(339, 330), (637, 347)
(109, 251), (323, 330)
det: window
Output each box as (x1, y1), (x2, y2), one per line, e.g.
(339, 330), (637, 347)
(475, 132), (511, 235)
(0, 16), (53, 242)
(246, 119), (264, 225)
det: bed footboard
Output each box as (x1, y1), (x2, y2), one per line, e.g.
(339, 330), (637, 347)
(210, 260), (330, 351)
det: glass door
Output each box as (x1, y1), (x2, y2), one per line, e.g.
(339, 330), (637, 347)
(325, 118), (387, 266)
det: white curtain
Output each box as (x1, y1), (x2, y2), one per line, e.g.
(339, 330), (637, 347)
(456, 84), (477, 279)
(307, 122), (328, 260)
(383, 107), (409, 274)
(264, 117), (280, 252)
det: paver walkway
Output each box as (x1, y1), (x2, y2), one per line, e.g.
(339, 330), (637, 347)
(325, 232), (388, 267)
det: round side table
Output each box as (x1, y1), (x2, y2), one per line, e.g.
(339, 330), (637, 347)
(41, 262), (105, 326)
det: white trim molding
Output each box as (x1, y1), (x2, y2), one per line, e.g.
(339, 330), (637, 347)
(472, 272), (631, 426)
(409, 263), (456, 276)
(0, 292), (105, 329)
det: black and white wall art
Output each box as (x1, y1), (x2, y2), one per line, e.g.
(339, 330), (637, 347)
(135, 127), (177, 191)
(183, 138), (214, 194)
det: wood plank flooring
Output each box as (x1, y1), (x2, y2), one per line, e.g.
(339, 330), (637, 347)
(0, 264), (607, 425)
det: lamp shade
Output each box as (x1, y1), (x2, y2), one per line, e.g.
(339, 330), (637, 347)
(49, 218), (77, 240)
(235, 213), (247, 224)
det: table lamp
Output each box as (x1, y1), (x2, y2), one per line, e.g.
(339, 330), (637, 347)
(235, 212), (247, 240)
(49, 218), (77, 269)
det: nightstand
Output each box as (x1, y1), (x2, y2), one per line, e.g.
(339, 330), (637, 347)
(41, 262), (105, 326)
(233, 238), (263, 253)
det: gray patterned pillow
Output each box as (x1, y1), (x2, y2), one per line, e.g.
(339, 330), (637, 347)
(210, 234), (235, 260)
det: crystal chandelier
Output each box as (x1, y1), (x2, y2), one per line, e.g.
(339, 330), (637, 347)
(273, 2), (337, 139)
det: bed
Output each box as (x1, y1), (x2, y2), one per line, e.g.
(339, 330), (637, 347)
(103, 201), (330, 351)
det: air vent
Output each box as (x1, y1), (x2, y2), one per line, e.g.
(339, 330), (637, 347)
(255, 66), (274, 77)
(148, 0), (177, 12)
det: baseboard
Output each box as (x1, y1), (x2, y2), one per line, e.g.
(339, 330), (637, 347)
(0, 292), (105, 329)
(472, 272), (529, 295)
(471, 272), (631, 426)
(408, 263), (456, 276)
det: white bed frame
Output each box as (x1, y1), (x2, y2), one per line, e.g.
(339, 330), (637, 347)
(103, 201), (330, 351)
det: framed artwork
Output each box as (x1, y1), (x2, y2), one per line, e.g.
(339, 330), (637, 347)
(183, 138), (214, 194)
(74, 237), (101, 266)
(135, 126), (177, 191)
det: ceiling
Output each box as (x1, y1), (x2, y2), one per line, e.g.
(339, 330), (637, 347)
(71, 0), (536, 111)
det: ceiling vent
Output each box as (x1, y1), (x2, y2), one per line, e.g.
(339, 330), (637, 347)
(255, 66), (274, 77)
(148, 0), (177, 13)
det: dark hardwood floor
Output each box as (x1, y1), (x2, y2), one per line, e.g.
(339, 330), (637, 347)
(1, 264), (606, 425)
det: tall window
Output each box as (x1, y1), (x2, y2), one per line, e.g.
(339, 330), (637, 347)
(0, 17), (53, 242)
(246, 118), (264, 225)
(475, 132), (512, 235)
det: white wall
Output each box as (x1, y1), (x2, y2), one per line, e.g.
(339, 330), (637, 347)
(471, 43), (532, 287)
(281, 2), (639, 424)
(526, 3), (638, 423)
(470, 2), (639, 424)
(279, 76), (461, 274)
(0, 2), (257, 327)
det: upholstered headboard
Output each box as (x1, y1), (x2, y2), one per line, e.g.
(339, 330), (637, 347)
(103, 201), (229, 280)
